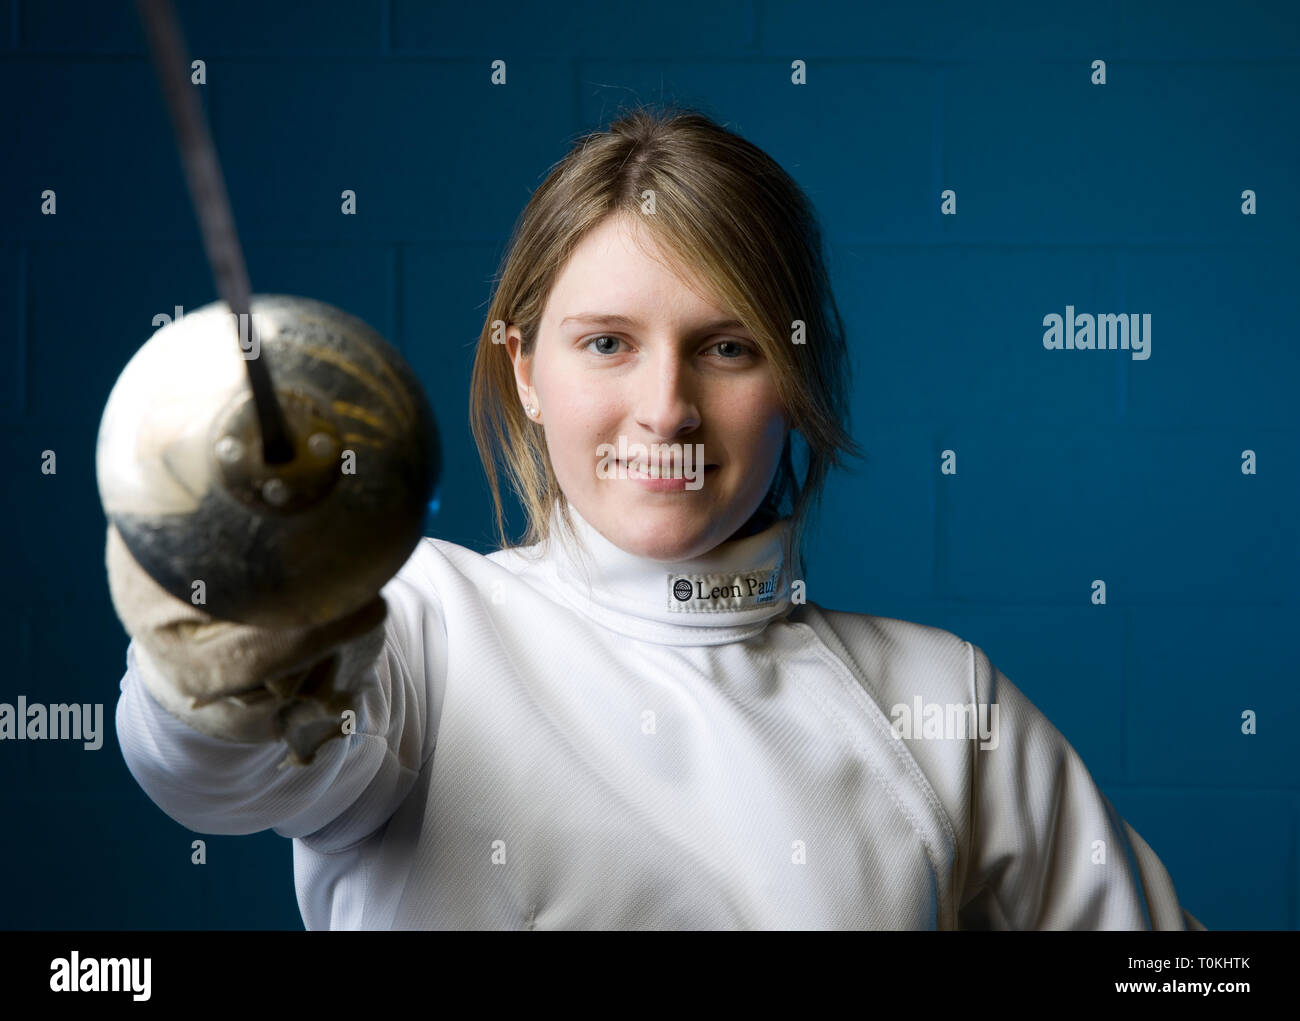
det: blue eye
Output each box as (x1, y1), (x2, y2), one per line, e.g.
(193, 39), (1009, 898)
(584, 335), (756, 359)
(711, 340), (753, 359)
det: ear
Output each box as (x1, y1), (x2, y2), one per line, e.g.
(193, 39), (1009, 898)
(505, 324), (535, 410)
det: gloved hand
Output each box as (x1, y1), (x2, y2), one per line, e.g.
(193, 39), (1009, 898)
(106, 522), (388, 766)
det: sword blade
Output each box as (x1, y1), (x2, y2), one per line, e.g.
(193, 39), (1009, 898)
(135, 0), (293, 464)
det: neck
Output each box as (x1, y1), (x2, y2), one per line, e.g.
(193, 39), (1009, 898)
(506, 502), (800, 647)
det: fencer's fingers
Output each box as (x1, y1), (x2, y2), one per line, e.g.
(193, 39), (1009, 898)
(253, 595), (388, 699)
(106, 521), (212, 638)
(109, 517), (390, 701)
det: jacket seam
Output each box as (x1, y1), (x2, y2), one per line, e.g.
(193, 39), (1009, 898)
(787, 615), (959, 924)
(798, 613), (959, 849)
(957, 638), (1008, 928)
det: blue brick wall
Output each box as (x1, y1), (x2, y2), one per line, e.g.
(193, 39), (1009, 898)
(1, 0), (1295, 930)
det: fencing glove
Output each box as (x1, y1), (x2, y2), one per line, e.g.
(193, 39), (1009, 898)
(105, 521), (388, 766)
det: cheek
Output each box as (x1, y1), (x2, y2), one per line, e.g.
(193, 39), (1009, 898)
(749, 416), (787, 470)
(724, 382), (787, 458)
(539, 386), (618, 473)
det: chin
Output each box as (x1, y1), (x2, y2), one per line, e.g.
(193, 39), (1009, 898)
(607, 512), (720, 562)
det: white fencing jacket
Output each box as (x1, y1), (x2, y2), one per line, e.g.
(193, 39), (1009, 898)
(116, 505), (1204, 930)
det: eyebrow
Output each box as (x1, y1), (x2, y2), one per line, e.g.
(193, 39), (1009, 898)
(558, 312), (748, 332)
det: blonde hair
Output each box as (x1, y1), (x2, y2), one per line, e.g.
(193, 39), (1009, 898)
(469, 103), (863, 567)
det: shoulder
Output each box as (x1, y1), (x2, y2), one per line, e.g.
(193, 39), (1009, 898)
(795, 603), (980, 708)
(380, 534), (546, 617)
(796, 603), (1045, 741)
(373, 536), (493, 634)
(402, 534), (546, 575)
(389, 534), (527, 585)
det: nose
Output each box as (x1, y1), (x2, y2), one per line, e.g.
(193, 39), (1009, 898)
(634, 347), (700, 439)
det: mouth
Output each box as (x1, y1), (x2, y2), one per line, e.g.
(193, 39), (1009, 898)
(620, 460), (719, 480)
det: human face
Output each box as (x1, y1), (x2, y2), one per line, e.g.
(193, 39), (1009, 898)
(507, 213), (789, 562)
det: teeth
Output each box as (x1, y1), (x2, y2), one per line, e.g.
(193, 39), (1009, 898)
(627, 462), (683, 479)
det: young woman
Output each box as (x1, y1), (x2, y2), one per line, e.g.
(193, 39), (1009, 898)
(109, 106), (1203, 930)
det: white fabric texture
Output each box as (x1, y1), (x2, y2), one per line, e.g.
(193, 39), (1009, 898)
(115, 505), (1205, 930)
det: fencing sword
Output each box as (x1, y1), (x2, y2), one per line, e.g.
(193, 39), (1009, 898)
(95, 0), (440, 629)
(135, 0), (293, 466)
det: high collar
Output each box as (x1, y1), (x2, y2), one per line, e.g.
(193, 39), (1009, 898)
(515, 504), (799, 647)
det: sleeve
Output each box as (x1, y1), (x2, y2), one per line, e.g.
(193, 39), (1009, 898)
(955, 642), (1206, 931)
(114, 564), (446, 854)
